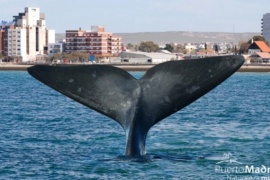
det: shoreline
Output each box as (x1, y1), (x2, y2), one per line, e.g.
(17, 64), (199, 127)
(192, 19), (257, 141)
(0, 64), (270, 72)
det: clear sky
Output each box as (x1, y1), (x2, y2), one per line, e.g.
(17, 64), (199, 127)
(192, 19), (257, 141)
(0, 0), (269, 33)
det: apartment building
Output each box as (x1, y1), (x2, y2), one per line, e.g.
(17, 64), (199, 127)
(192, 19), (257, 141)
(65, 26), (121, 59)
(1, 7), (55, 62)
(262, 13), (270, 44)
(7, 28), (27, 60)
(0, 21), (15, 57)
(111, 36), (122, 54)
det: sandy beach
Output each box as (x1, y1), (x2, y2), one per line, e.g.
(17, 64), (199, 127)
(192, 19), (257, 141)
(0, 64), (33, 71)
(1, 63), (270, 72)
(238, 65), (270, 72)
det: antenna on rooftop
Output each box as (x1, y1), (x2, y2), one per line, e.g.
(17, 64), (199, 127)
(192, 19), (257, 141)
(233, 24), (236, 44)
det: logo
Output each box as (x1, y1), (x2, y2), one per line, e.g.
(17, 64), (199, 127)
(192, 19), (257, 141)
(215, 152), (270, 179)
(216, 152), (242, 165)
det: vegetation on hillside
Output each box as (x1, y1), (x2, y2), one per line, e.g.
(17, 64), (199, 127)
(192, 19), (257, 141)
(164, 44), (174, 52)
(126, 43), (139, 51)
(49, 51), (90, 62)
(138, 41), (159, 52)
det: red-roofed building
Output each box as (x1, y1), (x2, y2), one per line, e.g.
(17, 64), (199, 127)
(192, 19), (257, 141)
(248, 41), (270, 55)
(65, 26), (122, 61)
(248, 41), (270, 63)
(250, 52), (270, 63)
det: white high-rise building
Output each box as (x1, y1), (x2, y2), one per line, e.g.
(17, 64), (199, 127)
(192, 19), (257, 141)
(262, 13), (270, 44)
(8, 7), (55, 62)
(7, 28), (27, 59)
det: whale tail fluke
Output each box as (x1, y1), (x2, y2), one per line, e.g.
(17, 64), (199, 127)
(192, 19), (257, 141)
(28, 55), (244, 156)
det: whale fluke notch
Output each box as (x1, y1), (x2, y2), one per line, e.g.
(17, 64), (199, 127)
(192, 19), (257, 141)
(27, 55), (244, 156)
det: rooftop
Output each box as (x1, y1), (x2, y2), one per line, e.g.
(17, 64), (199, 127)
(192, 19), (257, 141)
(253, 41), (270, 52)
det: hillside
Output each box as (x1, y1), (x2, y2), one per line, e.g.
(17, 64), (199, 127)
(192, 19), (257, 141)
(56, 31), (260, 45)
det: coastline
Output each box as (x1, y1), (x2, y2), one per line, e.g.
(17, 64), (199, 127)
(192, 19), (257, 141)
(1, 64), (270, 72)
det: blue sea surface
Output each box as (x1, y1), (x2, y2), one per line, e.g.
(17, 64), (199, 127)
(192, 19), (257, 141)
(0, 71), (270, 179)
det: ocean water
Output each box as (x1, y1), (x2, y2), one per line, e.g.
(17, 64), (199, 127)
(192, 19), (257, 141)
(0, 71), (270, 179)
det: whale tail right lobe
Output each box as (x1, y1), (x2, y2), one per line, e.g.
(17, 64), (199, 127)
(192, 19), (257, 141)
(28, 55), (244, 156)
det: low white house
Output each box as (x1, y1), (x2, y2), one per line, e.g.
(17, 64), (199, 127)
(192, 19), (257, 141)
(250, 52), (270, 63)
(48, 42), (63, 56)
(185, 43), (197, 53)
